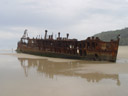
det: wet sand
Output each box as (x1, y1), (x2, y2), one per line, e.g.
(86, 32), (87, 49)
(2, 46), (128, 74)
(0, 46), (128, 96)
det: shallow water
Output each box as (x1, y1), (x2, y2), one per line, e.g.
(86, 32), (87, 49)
(0, 46), (128, 96)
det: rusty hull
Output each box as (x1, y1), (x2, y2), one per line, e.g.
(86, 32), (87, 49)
(17, 30), (120, 62)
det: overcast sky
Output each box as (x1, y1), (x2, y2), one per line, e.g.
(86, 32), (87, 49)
(0, 0), (128, 49)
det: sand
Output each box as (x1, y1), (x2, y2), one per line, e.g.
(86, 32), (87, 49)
(0, 46), (128, 96)
(1, 46), (128, 74)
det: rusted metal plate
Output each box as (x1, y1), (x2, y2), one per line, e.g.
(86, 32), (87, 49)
(17, 30), (120, 62)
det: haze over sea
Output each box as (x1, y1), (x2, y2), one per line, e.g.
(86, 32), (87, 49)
(0, 46), (128, 96)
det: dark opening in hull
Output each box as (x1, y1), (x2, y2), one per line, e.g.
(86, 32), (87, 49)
(17, 30), (120, 62)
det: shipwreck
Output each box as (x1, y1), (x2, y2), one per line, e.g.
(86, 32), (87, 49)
(17, 29), (120, 62)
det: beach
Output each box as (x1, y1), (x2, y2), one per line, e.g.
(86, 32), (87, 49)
(0, 46), (128, 96)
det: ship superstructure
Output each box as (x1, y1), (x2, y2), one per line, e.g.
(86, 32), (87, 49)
(17, 30), (120, 62)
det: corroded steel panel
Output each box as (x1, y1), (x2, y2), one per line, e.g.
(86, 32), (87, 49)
(17, 30), (120, 62)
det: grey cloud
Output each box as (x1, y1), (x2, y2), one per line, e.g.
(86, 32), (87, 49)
(0, 0), (128, 49)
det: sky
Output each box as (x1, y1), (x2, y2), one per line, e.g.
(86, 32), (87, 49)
(0, 0), (128, 49)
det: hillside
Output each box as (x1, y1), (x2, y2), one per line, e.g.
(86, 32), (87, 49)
(94, 28), (128, 45)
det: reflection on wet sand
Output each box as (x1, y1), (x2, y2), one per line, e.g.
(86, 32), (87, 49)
(18, 58), (120, 86)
